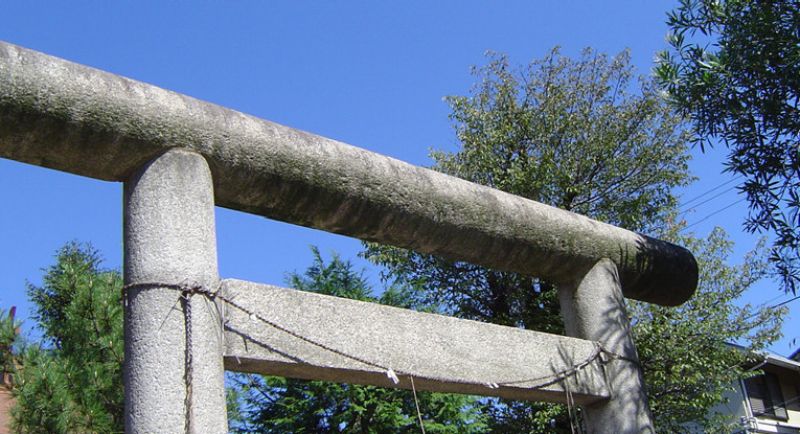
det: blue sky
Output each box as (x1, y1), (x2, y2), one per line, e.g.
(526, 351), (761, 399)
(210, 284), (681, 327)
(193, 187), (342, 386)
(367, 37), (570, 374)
(1, 1), (796, 354)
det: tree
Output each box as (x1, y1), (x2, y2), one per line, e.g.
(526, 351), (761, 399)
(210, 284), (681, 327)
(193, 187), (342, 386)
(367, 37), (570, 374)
(10, 243), (484, 433)
(630, 226), (784, 432)
(368, 48), (691, 330)
(228, 247), (487, 433)
(365, 48), (783, 431)
(0, 306), (21, 383)
(656, 0), (800, 293)
(12, 243), (124, 434)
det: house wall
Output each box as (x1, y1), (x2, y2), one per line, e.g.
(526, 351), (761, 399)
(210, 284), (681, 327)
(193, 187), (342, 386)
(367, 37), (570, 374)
(748, 365), (800, 433)
(712, 381), (751, 432)
(682, 382), (750, 433)
(721, 380), (751, 426)
(780, 369), (800, 423)
(0, 376), (12, 434)
(689, 361), (800, 434)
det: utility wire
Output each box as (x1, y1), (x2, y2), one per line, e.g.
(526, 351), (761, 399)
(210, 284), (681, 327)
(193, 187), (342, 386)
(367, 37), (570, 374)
(743, 292), (797, 321)
(679, 175), (744, 209)
(679, 186), (739, 216)
(684, 198), (747, 230)
(769, 294), (800, 310)
(743, 294), (800, 322)
(756, 292), (794, 309)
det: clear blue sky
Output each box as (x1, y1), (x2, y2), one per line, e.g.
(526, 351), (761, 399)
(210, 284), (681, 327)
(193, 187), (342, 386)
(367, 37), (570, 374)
(1, 1), (795, 354)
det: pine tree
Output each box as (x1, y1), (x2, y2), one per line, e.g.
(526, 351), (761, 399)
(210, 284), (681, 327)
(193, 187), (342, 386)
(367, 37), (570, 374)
(12, 243), (124, 434)
(228, 247), (487, 433)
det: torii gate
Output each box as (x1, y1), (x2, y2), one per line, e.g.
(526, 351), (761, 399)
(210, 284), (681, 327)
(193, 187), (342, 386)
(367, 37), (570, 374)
(0, 41), (697, 433)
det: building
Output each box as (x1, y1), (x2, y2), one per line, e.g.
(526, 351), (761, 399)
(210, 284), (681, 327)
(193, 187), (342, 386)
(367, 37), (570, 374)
(0, 372), (12, 434)
(709, 350), (800, 433)
(0, 307), (18, 434)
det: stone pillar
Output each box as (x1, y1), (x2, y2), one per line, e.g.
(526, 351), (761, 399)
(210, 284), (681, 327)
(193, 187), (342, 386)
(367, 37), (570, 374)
(558, 258), (655, 433)
(123, 149), (227, 433)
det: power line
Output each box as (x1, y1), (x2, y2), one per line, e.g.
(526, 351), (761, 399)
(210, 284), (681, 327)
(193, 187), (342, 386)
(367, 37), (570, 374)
(756, 292), (796, 310)
(679, 185), (739, 216)
(679, 175), (744, 209)
(770, 294), (800, 310)
(743, 294), (800, 322)
(684, 198), (747, 230)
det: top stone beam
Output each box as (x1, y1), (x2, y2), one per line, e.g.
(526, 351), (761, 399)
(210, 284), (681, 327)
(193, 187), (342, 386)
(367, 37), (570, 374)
(0, 41), (697, 306)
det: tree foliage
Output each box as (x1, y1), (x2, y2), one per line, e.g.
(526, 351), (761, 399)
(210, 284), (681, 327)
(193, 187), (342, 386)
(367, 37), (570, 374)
(7, 37), (792, 431)
(656, 0), (800, 292)
(228, 247), (486, 433)
(0, 307), (21, 379)
(10, 244), (485, 433)
(367, 48), (691, 331)
(630, 227), (784, 432)
(365, 48), (782, 431)
(12, 243), (124, 434)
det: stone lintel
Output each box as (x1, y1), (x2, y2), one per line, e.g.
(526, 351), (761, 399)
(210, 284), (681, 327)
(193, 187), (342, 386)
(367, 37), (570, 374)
(221, 279), (610, 405)
(0, 40), (697, 305)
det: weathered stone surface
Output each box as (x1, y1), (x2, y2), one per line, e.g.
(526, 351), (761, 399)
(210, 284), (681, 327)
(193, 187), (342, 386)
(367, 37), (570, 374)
(0, 40), (697, 305)
(124, 150), (227, 433)
(222, 279), (610, 405)
(559, 259), (654, 433)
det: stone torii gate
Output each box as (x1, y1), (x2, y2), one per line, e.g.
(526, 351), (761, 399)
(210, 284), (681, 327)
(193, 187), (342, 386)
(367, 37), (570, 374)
(0, 41), (697, 433)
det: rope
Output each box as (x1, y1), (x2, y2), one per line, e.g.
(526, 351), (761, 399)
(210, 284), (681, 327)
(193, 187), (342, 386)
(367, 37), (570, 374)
(123, 280), (641, 431)
(232, 291), (638, 388)
(495, 344), (603, 389)
(409, 375), (426, 434)
(124, 281), (219, 434)
(182, 290), (194, 434)
(564, 378), (576, 434)
(228, 293), (633, 391)
(224, 294), (389, 372)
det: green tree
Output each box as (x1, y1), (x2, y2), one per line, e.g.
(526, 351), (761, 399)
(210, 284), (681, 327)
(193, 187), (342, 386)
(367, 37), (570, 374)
(630, 227), (783, 432)
(12, 243), (124, 434)
(9, 243), (485, 433)
(229, 247), (487, 433)
(365, 48), (782, 431)
(368, 48), (690, 331)
(0, 306), (21, 381)
(656, 0), (800, 292)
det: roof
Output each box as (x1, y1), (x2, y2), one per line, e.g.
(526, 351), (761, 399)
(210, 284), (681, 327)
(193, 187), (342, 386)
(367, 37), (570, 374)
(726, 342), (800, 371)
(764, 352), (800, 372)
